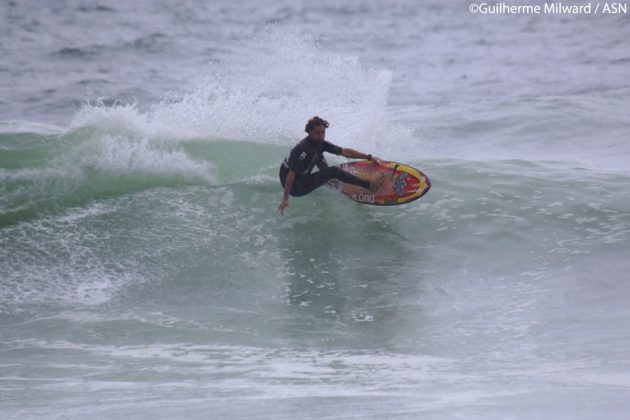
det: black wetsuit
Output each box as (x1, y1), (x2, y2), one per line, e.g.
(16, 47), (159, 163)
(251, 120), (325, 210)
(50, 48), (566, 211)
(279, 136), (370, 197)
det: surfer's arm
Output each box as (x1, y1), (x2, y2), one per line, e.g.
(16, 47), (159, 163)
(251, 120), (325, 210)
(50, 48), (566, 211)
(340, 148), (381, 163)
(279, 170), (296, 216)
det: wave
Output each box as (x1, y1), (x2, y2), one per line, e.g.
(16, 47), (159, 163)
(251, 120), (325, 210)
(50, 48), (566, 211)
(51, 32), (170, 60)
(0, 126), (287, 226)
(2, 115), (630, 228)
(1, 155), (628, 313)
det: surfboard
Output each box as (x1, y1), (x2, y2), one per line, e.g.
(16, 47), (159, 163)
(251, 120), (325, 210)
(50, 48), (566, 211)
(328, 161), (431, 205)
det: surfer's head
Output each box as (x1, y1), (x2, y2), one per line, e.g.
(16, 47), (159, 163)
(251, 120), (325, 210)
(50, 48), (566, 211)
(305, 116), (329, 141)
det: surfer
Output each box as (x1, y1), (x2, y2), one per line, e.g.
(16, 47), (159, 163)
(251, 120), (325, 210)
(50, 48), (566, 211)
(278, 116), (382, 215)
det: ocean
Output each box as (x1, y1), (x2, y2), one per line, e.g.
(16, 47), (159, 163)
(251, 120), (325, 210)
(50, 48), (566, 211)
(2, 1), (630, 418)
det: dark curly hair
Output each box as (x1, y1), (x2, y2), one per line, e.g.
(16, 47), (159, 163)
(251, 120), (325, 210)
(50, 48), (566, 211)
(305, 116), (329, 133)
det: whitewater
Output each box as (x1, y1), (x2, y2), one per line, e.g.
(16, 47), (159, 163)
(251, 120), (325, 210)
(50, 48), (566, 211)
(2, 1), (630, 419)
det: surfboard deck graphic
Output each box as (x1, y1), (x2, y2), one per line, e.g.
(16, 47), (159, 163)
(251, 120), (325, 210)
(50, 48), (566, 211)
(328, 161), (431, 205)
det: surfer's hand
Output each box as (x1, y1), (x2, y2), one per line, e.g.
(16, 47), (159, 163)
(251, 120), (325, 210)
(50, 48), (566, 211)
(278, 198), (289, 216)
(370, 156), (382, 164)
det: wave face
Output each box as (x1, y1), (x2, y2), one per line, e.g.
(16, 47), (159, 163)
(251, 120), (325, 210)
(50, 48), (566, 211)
(2, 2), (630, 419)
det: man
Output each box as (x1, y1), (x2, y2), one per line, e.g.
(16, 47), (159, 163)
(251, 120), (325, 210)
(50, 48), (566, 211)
(278, 116), (383, 216)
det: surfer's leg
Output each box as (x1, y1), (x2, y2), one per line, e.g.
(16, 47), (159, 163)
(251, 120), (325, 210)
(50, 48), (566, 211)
(290, 167), (370, 197)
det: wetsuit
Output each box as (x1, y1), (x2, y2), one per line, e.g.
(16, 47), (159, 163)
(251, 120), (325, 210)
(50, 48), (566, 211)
(279, 136), (370, 197)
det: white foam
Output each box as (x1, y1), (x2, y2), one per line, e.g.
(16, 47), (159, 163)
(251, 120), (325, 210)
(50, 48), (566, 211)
(83, 134), (216, 183)
(0, 204), (145, 311)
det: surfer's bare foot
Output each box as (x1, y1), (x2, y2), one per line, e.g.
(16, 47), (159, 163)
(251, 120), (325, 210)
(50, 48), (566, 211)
(368, 173), (386, 192)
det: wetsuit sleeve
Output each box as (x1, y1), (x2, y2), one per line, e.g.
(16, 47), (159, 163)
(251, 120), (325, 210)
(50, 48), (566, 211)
(322, 141), (342, 155)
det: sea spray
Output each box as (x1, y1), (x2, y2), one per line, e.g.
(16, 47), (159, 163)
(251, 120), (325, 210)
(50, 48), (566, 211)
(72, 27), (399, 148)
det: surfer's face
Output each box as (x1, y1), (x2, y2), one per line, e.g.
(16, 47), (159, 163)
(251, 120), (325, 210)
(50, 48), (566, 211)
(309, 126), (326, 142)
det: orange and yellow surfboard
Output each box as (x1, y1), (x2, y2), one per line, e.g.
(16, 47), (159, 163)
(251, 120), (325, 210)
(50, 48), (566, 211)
(329, 161), (430, 206)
